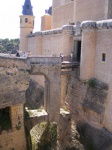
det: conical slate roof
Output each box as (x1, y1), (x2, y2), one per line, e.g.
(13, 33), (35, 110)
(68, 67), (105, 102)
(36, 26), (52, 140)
(22, 0), (33, 16)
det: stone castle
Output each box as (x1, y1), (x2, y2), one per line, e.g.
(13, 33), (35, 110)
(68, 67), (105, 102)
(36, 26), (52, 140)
(1, 0), (112, 149)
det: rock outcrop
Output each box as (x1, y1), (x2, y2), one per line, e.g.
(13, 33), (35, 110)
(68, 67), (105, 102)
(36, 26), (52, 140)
(65, 72), (112, 149)
(0, 57), (30, 150)
(26, 79), (44, 109)
(0, 57), (30, 109)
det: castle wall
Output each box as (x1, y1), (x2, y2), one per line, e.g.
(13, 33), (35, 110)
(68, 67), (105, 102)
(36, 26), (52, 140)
(81, 20), (112, 132)
(95, 28), (112, 83)
(75, 0), (108, 23)
(94, 27), (112, 132)
(80, 21), (96, 80)
(28, 25), (73, 57)
(108, 0), (112, 19)
(42, 32), (63, 56)
(52, 0), (74, 28)
(20, 28), (30, 52)
(51, 0), (111, 29)
(28, 35), (42, 55)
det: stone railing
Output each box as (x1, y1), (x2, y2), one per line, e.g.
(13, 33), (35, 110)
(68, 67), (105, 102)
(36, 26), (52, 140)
(27, 56), (62, 65)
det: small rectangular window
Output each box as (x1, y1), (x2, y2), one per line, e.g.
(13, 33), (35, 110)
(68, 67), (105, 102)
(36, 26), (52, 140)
(25, 18), (28, 23)
(20, 18), (22, 23)
(102, 53), (106, 61)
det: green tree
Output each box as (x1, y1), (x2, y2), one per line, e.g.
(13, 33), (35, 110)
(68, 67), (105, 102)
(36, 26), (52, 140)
(0, 38), (20, 53)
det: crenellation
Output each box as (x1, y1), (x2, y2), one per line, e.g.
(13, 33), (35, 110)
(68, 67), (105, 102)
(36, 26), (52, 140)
(81, 21), (97, 29)
(97, 19), (112, 29)
(62, 25), (74, 31)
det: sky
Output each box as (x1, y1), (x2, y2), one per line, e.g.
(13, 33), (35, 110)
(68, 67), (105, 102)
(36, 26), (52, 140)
(0, 0), (52, 39)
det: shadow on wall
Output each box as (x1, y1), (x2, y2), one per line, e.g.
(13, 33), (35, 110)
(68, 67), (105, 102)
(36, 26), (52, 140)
(25, 79), (44, 109)
(77, 122), (112, 150)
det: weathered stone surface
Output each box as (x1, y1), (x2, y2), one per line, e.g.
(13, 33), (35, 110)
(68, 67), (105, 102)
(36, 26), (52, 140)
(65, 75), (108, 123)
(81, 19), (112, 30)
(77, 122), (112, 150)
(97, 19), (112, 29)
(0, 57), (30, 109)
(65, 73), (111, 149)
(81, 21), (96, 29)
(58, 109), (84, 150)
(0, 105), (27, 150)
(30, 122), (57, 150)
(26, 79), (44, 109)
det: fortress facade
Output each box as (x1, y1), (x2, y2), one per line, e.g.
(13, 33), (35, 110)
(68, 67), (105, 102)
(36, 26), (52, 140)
(1, 0), (112, 149)
(20, 0), (112, 133)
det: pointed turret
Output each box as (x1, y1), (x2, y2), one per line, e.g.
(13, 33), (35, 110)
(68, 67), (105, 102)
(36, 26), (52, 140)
(22, 0), (33, 16)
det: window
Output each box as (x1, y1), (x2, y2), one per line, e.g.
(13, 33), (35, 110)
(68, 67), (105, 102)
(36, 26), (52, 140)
(102, 53), (106, 61)
(25, 18), (28, 23)
(20, 18), (22, 23)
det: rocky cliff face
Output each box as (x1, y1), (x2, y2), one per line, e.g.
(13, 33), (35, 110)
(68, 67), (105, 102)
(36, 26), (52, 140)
(65, 70), (112, 149)
(66, 75), (108, 124)
(25, 79), (44, 109)
(0, 57), (30, 150)
(0, 57), (30, 108)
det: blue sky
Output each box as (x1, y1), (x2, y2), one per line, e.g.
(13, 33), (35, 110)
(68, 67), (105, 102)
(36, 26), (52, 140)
(0, 0), (52, 39)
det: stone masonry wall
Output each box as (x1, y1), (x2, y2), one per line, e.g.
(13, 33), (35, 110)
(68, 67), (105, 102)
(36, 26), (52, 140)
(52, 0), (74, 28)
(81, 20), (112, 132)
(0, 57), (30, 150)
(0, 105), (26, 150)
(75, 0), (108, 23)
(28, 26), (73, 57)
(0, 57), (30, 108)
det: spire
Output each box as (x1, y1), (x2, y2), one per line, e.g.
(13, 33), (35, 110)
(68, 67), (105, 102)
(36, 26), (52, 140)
(22, 0), (33, 16)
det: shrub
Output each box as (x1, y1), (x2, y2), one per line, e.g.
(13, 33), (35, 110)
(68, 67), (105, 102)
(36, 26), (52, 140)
(87, 78), (97, 88)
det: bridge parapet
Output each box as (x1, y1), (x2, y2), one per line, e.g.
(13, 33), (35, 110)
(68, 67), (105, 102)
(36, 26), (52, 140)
(27, 56), (62, 65)
(0, 55), (61, 123)
(0, 55), (27, 69)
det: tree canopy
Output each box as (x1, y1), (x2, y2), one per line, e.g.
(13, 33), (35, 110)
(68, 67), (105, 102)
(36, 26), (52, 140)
(0, 38), (20, 54)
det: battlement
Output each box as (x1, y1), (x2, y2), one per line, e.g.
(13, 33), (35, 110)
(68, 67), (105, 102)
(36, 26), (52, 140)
(28, 25), (74, 37)
(81, 19), (112, 29)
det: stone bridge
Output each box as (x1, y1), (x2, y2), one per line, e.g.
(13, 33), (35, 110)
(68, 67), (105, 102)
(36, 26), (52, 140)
(0, 55), (79, 149)
(0, 55), (62, 123)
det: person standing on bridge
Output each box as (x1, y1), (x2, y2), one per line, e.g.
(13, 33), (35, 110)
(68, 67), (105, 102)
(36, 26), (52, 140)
(16, 51), (20, 57)
(28, 51), (32, 57)
(60, 53), (64, 62)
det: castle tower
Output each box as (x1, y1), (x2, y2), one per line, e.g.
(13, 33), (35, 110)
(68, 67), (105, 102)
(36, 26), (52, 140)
(20, 0), (35, 52)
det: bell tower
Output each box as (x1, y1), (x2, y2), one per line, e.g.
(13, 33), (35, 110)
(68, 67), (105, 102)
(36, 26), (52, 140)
(19, 0), (35, 52)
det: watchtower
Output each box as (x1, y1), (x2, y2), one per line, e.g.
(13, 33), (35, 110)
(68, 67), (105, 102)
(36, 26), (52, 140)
(19, 0), (35, 52)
